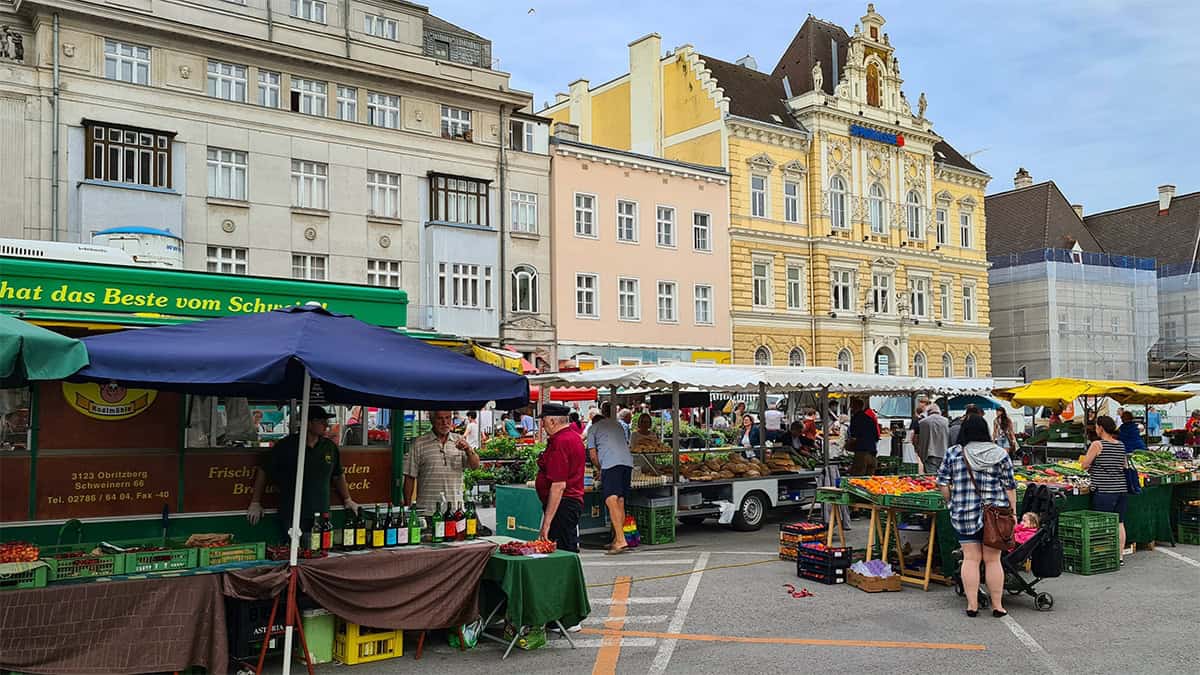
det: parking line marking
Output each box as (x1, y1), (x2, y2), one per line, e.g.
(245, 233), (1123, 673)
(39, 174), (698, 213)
(1001, 615), (1065, 675)
(591, 575), (631, 675)
(581, 627), (987, 652)
(649, 552), (709, 675)
(1156, 547), (1200, 568)
(548, 638), (658, 649)
(584, 559), (697, 567)
(590, 596), (677, 605)
(583, 615), (670, 625)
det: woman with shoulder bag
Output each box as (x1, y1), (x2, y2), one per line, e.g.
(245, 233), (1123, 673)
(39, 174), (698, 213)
(936, 415), (1018, 617)
(1081, 415), (1130, 565)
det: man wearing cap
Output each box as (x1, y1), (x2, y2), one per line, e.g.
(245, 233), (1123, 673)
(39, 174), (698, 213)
(536, 403), (587, 552)
(404, 409), (480, 514)
(247, 406), (359, 538)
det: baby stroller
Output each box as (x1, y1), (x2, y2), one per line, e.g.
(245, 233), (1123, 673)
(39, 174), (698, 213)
(952, 484), (1063, 611)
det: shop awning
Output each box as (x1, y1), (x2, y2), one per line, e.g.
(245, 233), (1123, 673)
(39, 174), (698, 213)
(471, 343), (524, 374)
(994, 377), (1193, 408)
(528, 385), (598, 402)
(0, 315), (90, 386)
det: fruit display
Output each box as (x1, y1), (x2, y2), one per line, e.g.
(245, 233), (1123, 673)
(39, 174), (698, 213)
(499, 539), (557, 556)
(0, 541), (39, 563)
(848, 475), (938, 495)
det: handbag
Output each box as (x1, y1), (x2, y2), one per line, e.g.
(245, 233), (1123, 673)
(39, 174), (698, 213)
(964, 458), (1015, 550)
(1124, 454), (1143, 495)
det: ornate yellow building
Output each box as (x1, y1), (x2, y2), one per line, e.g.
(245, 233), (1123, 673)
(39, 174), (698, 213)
(544, 4), (992, 376)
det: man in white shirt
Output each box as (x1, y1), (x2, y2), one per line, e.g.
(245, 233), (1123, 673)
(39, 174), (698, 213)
(464, 410), (480, 450)
(763, 401), (786, 443)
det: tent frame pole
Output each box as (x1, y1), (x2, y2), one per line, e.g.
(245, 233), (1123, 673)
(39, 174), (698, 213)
(671, 384), (681, 509)
(282, 371), (312, 675)
(758, 383), (768, 448)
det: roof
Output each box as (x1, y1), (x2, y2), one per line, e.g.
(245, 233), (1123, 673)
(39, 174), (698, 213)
(424, 12), (487, 42)
(984, 182), (1104, 257)
(551, 137), (729, 176)
(770, 16), (850, 97)
(932, 140), (984, 174)
(696, 54), (802, 130)
(93, 226), (183, 239)
(1084, 190), (1200, 269)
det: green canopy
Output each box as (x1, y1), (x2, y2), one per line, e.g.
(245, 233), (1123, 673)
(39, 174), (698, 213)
(0, 315), (89, 386)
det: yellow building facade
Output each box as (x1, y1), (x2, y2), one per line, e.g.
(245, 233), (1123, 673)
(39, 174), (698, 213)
(544, 5), (992, 376)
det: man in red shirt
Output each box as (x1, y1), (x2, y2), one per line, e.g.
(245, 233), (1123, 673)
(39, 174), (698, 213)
(536, 403), (586, 552)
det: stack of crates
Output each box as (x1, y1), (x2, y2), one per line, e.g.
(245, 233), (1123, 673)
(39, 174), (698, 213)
(1059, 510), (1120, 575)
(795, 543), (853, 584)
(1179, 503), (1200, 545)
(779, 521), (826, 561)
(627, 503), (676, 545)
(332, 618), (403, 665)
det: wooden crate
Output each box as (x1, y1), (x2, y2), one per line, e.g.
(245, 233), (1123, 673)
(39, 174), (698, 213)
(846, 569), (902, 593)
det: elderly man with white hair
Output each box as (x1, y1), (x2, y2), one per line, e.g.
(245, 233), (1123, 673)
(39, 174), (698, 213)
(916, 402), (950, 474)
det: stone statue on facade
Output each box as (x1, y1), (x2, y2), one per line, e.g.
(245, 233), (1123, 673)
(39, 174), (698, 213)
(812, 61), (823, 92)
(918, 92), (928, 119)
(1, 26), (24, 62)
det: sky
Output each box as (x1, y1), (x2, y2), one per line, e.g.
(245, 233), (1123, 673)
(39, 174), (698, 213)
(431, 0), (1200, 214)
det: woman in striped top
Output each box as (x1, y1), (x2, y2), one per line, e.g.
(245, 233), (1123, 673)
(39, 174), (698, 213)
(1081, 415), (1129, 564)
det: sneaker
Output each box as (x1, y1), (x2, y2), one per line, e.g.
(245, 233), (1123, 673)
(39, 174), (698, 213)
(550, 623), (583, 634)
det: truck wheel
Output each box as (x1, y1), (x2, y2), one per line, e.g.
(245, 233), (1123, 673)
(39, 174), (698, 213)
(732, 491), (768, 531)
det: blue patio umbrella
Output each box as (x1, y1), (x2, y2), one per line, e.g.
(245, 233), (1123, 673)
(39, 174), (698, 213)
(947, 394), (1002, 410)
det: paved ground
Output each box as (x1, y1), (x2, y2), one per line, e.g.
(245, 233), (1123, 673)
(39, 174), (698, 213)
(257, 507), (1200, 675)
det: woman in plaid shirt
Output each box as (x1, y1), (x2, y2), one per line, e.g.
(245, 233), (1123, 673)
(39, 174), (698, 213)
(937, 416), (1018, 617)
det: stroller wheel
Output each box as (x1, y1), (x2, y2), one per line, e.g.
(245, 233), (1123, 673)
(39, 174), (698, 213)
(1035, 593), (1054, 611)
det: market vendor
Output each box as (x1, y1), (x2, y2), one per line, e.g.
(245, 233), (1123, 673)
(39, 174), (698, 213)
(585, 402), (634, 554)
(404, 409), (480, 513)
(536, 404), (586, 552)
(247, 405), (359, 537)
(847, 397), (880, 475)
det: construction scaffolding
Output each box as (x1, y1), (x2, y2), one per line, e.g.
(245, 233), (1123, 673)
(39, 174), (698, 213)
(1151, 262), (1200, 380)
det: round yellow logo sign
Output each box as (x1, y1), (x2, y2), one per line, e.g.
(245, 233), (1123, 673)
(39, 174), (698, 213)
(61, 382), (158, 421)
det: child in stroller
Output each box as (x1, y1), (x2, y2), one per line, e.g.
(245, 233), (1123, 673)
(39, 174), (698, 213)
(953, 484), (1062, 611)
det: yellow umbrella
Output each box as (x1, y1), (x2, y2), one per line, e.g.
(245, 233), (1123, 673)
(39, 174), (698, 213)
(994, 377), (1192, 409)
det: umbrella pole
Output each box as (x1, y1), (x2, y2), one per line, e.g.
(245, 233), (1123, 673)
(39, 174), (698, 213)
(820, 387), (830, 476)
(672, 384), (680, 509)
(758, 383), (768, 448)
(282, 372), (313, 675)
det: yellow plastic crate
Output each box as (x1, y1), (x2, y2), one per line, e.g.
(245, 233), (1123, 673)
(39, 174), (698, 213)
(332, 618), (403, 665)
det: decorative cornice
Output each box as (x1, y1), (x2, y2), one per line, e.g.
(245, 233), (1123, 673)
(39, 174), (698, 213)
(553, 145), (729, 184)
(935, 163), (990, 189)
(727, 115), (810, 150)
(780, 159), (807, 177)
(803, 108), (941, 147)
(745, 152), (776, 171)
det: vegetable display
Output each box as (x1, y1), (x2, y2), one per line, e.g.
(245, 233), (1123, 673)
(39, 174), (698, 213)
(0, 541), (39, 563)
(499, 539), (557, 556)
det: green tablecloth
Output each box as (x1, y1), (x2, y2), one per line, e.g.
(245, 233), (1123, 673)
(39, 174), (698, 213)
(480, 550), (591, 628)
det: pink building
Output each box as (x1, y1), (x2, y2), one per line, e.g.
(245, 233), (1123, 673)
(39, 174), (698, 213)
(551, 132), (731, 366)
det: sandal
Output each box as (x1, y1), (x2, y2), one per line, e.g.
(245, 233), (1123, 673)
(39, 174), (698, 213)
(992, 609), (1008, 618)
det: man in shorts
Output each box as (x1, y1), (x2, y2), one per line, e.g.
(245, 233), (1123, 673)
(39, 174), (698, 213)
(586, 402), (634, 554)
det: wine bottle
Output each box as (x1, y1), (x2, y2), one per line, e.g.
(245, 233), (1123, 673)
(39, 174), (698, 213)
(354, 507), (367, 549)
(408, 507), (421, 545)
(320, 512), (333, 551)
(341, 509), (355, 551)
(443, 499), (457, 540)
(454, 501), (466, 542)
(432, 502), (445, 542)
(465, 501), (477, 540)
(385, 505), (399, 547)
(372, 503), (385, 548)
(308, 513), (322, 552)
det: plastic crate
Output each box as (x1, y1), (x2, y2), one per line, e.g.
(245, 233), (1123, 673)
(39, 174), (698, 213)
(1059, 510), (1120, 536)
(333, 618), (403, 665)
(38, 543), (125, 581)
(1060, 531), (1120, 555)
(627, 504), (676, 545)
(198, 542), (267, 567)
(0, 564), (48, 590)
(1063, 553), (1119, 575)
(780, 521), (827, 536)
(796, 564), (846, 585)
(227, 598), (288, 661)
(778, 544), (798, 561)
(899, 463), (920, 475)
(889, 491), (945, 510)
(111, 539), (198, 573)
(1178, 524), (1200, 546)
(815, 487), (852, 505)
(796, 548), (853, 570)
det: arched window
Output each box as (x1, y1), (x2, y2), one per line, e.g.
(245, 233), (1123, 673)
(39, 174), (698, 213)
(912, 351), (927, 378)
(906, 190), (922, 239)
(837, 348), (853, 372)
(868, 183), (887, 234)
(942, 352), (954, 378)
(754, 346), (772, 366)
(866, 62), (881, 107)
(874, 347), (893, 376)
(511, 265), (538, 313)
(965, 354), (977, 378)
(788, 347), (806, 367)
(829, 175), (847, 230)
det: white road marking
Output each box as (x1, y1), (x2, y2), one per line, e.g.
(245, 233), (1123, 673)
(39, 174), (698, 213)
(544, 638), (658, 649)
(584, 558), (697, 567)
(582, 614), (670, 625)
(1156, 547), (1200, 568)
(1002, 615), (1065, 675)
(590, 596), (677, 605)
(648, 552), (709, 675)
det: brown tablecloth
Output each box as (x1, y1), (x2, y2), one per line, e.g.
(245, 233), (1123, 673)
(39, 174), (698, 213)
(0, 574), (228, 675)
(223, 542), (497, 630)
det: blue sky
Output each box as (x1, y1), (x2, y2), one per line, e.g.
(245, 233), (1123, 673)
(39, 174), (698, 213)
(432, 0), (1200, 214)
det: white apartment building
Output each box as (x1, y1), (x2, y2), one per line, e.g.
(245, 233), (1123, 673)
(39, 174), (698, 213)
(0, 0), (553, 353)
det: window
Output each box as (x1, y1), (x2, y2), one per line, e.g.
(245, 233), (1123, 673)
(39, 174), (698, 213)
(290, 0), (326, 23)
(837, 349), (852, 372)
(1058, 310), (1069, 334)
(437, 263), (492, 308)
(207, 61), (247, 102)
(942, 352), (954, 378)
(431, 174), (489, 226)
(441, 105), (472, 138)
(868, 183), (887, 234)
(433, 39), (450, 59)
(574, 193), (596, 237)
(657, 282), (677, 322)
(367, 170), (400, 218)
(788, 347), (806, 367)
(786, 263), (805, 311)
(258, 71), (281, 108)
(1112, 315), (1120, 336)
(871, 272), (892, 313)
(510, 191), (538, 233)
(755, 346), (772, 366)
(939, 282), (952, 320)
(965, 354), (977, 378)
(616, 200), (638, 242)
(752, 259), (772, 308)
(832, 268), (855, 312)
(367, 91), (399, 129)
(207, 148), (247, 200)
(784, 180), (800, 223)
(84, 121), (172, 188)
(962, 283), (976, 322)
(750, 175), (767, 218)
(959, 211), (972, 247)
(104, 39), (149, 85)
(363, 13), (398, 40)
(575, 274), (598, 317)
(291, 160), (328, 209)
(693, 212), (711, 251)
(206, 246), (247, 275)
(935, 207), (948, 245)
(510, 119), (536, 152)
(337, 86), (357, 121)
(291, 253), (326, 281)
(910, 277), (929, 318)
(829, 175), (848, 229)
(656, 206), (676, 247)
(511, 265), (538, 313)
(618, 277), (640, 321)
(367, 259), (400, 288)
(906, 190), (922, 239)
(694, 284), (713, 325)
(291, 78), (327, 116)
(912, 351), (927, 378)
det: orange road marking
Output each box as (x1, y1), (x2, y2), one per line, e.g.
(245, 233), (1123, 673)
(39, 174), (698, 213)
(581, 627), (986, 652)
(592, 575), (632, 675)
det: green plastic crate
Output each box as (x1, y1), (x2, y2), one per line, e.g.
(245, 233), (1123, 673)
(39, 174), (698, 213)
(1059, 510), (1119, 535)
(0, 564), (48, 590)
(110, 539), (198, 573)
(1060, 532), (1119, 555)
(899, 463), (920, 475)
(38, 543), (125, 581)
(1178, 525), (1200, 546)
(198, 542), (266, 567)
(1063, 552), (1119, 575)
(815, 487), (852, 505)
(628, 504), (676, 545)
(889, 491), (945, 511)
